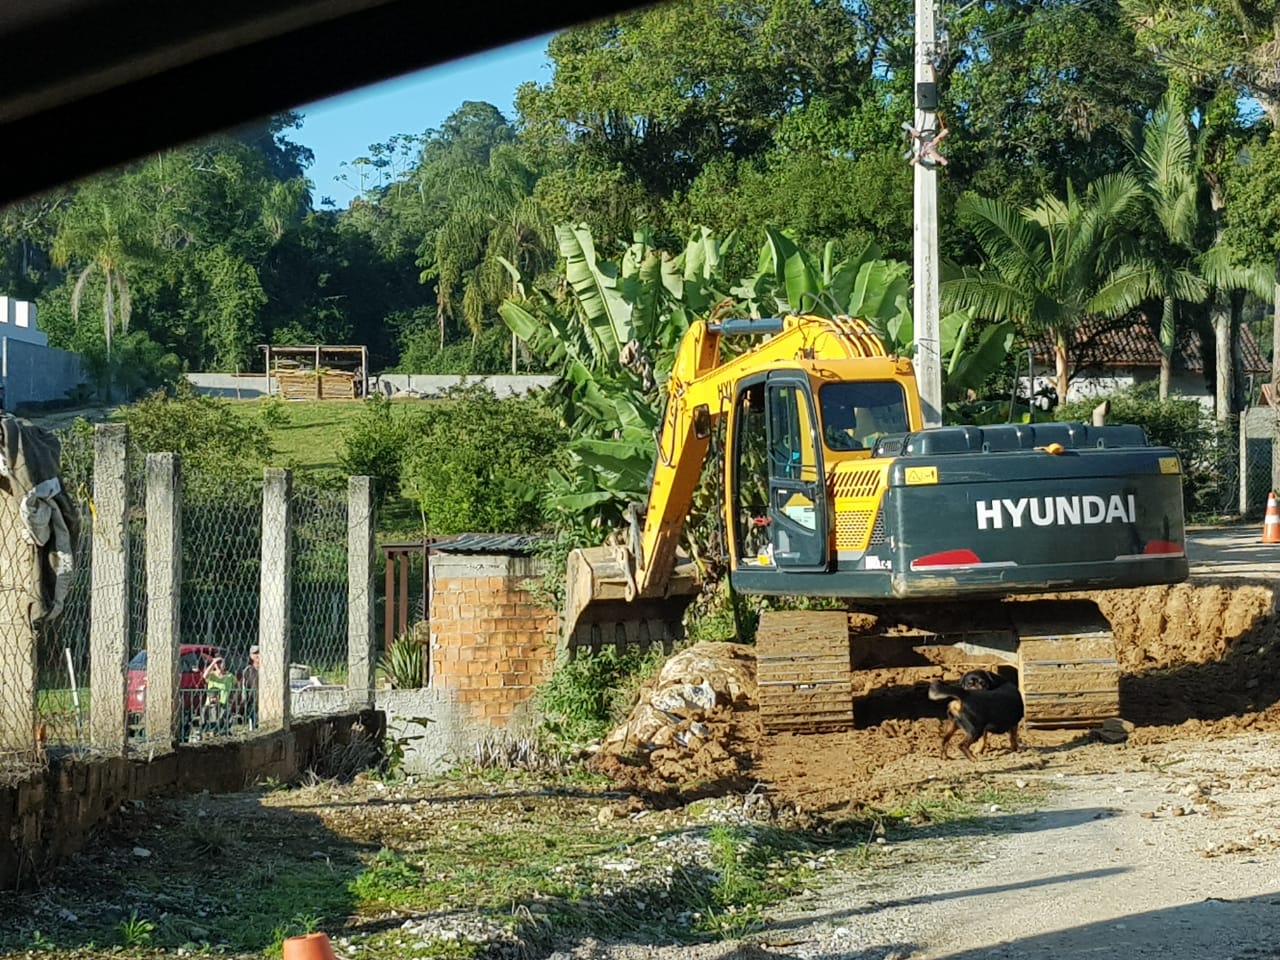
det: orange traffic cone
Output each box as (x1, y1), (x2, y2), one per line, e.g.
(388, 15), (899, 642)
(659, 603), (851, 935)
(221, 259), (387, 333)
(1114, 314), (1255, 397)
(282, 933), (336, 960)
(1263, 492), (1280, 544)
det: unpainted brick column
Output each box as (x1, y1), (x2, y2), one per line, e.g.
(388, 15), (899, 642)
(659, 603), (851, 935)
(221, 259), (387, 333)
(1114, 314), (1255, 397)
(89, 424), (129, 753)
(257, 468), (292, 732)
(429, 553), (558, 724)
(144, 453), (182, 747)
(346, 475), (376, 708)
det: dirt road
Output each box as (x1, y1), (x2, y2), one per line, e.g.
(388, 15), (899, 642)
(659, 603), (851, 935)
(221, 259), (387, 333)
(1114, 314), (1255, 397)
(557, 735), (1280, 960)
(762, 735), (1280, 960)
(581, 524), (1280, 960)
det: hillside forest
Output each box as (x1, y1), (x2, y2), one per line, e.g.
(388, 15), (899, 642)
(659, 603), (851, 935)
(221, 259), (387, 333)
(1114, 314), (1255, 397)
(1, 0), (1277, 414)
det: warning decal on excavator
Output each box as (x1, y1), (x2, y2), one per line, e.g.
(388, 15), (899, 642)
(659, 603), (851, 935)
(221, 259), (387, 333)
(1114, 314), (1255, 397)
(904, 466), (938, 485)
(1158, 456), (1180, 474)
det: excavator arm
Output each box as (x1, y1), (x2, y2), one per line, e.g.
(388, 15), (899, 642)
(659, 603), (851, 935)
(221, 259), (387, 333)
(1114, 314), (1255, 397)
(560, 313), (893, 655)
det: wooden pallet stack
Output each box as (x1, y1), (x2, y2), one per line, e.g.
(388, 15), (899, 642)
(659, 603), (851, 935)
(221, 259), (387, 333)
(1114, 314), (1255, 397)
(274, 370), (357, 400)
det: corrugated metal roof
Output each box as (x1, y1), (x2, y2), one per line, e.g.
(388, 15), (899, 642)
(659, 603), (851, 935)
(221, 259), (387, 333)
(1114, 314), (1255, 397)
(1030, 317), (1270, 375)
(429, 533), (547, 556)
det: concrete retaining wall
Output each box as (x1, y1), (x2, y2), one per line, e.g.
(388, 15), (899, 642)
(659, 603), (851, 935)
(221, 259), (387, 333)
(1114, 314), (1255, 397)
(372, 374), (558, 399)
(0, 710), (382, 889)
(292, 686), (502, 776)
(3, 338), (85, 407)
(184, 373), (559, 401)
(184, 372), (272, 398)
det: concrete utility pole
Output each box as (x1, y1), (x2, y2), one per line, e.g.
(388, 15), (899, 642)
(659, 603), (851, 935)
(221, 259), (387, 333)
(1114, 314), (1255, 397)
(912, 0), (944, 428)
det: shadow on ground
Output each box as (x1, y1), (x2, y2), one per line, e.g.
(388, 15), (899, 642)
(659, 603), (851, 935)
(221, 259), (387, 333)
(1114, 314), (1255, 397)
(924, 892), (1280, 960)
(0, 789), (374, 954)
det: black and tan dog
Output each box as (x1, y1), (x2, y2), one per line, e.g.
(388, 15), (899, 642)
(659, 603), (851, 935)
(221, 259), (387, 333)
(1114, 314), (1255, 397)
(928, 669), (1024, 760)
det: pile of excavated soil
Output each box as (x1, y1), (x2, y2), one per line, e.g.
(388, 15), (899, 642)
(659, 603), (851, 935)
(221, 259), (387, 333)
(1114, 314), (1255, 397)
(589, 642), (762, 802)
(595, 579), (1280, 811)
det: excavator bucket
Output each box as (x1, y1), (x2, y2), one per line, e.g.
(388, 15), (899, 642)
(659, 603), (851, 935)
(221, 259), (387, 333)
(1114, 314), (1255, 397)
(560, 546), (701, 657)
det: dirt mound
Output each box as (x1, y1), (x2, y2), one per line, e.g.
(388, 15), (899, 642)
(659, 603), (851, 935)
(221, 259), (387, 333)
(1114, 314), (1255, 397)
(594, 580), (1280, 813)
(590, 642), (761, 801)
(1081, 582), (1275, 670)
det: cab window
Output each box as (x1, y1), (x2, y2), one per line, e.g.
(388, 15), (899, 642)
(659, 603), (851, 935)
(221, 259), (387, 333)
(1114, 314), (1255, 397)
(819, 381), (909, 451)
(769, 384), (818, 482)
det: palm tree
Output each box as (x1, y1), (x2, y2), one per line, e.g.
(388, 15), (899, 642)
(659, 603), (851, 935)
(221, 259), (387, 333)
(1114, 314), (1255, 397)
(942, 175), (1149, 404)
(420, 146), (554, 349)
(1125, 93), (1275, 412)
(51, 182), (145, 358)
(1126, 94), (1206, 399)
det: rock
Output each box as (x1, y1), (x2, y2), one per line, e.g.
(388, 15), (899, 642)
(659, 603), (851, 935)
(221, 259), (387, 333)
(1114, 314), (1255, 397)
(132, 847), (151, 858)
(1015, 779), (1028, 789)
(1098, 718), (1133, 743)
(650, 680), (717, 718)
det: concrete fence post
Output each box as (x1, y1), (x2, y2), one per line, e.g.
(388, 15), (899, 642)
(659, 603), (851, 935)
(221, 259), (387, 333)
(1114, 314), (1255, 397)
(0, 467), (36, 754)
(89, 423), (129, 753)
(144, 453), (182, 747)
(258, 468), (292, 732)
(1239, 413), (1249, 517)
(347, 475), (376, 709)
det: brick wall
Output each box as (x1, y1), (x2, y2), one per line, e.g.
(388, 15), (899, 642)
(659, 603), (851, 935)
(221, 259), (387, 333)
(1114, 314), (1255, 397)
(428, 553), (557, 724)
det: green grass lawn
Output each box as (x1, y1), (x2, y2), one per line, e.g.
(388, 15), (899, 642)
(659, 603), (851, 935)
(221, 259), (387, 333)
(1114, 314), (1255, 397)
(224, 398), (427, 537)
(224, 398), (368, 472)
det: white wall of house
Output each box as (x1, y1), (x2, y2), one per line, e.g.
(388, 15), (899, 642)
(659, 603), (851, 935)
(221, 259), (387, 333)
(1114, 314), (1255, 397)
(0, 297), (86, 408)
(1020, 369), (1215, 409)
(0, 296), (47, 346)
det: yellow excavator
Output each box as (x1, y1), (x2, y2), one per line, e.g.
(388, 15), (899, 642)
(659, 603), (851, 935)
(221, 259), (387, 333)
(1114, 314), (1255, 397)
(562, 313), (1188, 730)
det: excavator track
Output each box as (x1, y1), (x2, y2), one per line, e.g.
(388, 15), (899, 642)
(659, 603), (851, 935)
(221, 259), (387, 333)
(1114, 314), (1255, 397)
(754, 611), (855, 731)
(755, 598), (1121, 733)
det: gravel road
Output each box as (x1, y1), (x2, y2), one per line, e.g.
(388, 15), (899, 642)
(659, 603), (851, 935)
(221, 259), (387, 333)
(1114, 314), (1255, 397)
(556, 732), (1280, 960)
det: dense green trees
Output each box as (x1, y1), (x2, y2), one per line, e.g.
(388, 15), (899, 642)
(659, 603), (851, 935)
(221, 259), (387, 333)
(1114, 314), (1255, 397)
(0, 0), (1274, 410)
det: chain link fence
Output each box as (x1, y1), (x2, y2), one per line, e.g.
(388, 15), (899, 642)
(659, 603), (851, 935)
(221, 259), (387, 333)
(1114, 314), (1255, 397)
(1182, 412), (1278, 521)
(16, 424), (352, 778)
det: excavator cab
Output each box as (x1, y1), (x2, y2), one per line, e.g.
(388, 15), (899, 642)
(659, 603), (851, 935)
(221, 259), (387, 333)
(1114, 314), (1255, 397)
(730, 376), (829, 572)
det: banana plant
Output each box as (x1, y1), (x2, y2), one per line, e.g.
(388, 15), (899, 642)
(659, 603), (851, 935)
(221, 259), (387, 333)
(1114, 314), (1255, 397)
(745, 227), (914, 334)
(500, 223), (740, 526)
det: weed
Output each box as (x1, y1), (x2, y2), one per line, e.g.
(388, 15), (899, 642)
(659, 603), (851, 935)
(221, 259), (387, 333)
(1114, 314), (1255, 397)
(349, 848), (424, 906)
(182, 818), (234, 858)
(535, 645), (664, 745)
(383, 634), (426, 689)
(29, 930), (53, 951)
(381, 715), (434, 780)
(116, 911), (155, 947)
(245, 859), (280, 889)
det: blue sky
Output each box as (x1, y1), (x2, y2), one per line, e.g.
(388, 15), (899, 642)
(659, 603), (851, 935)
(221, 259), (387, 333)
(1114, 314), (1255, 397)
(292, 33), (556, 207)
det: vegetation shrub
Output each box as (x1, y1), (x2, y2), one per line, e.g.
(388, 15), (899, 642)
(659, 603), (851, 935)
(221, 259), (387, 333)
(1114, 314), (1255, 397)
(399, 383), (565, 535)
(77, 330), (183, 402)
(395, 325), (520, 375)
(340, 393), (420, 506)
(120, 381), (274, 485)
(1058, 382), (1235, 519)
(534, 645), (663, 744)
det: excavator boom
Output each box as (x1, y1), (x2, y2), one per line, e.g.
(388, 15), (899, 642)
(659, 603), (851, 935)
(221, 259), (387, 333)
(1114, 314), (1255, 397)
(561, 313), (891, 655)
